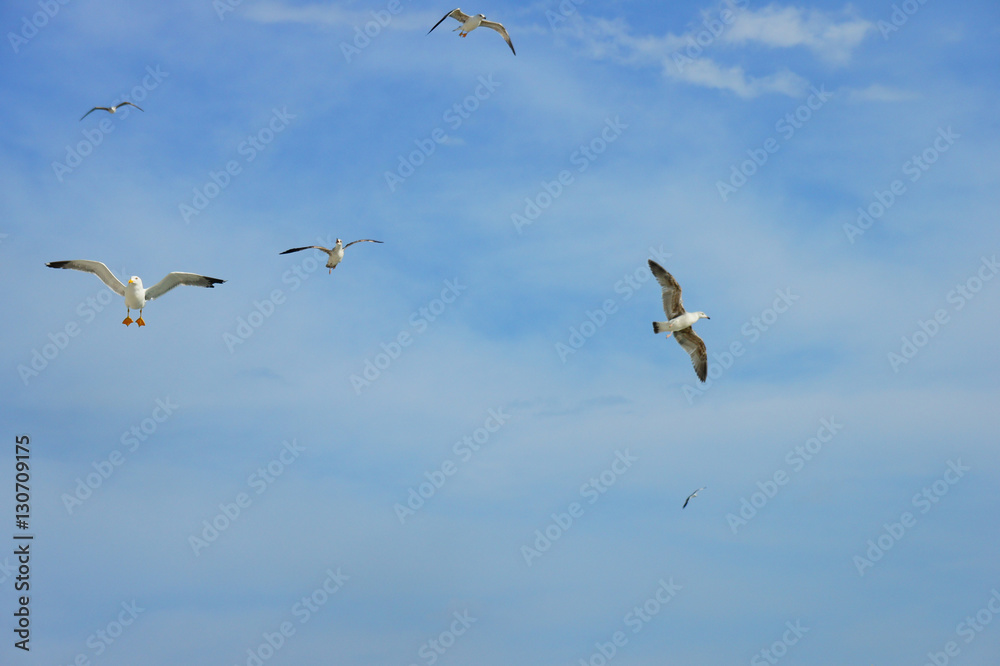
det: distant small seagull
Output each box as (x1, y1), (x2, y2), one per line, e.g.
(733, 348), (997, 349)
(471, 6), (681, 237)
(46, 260), (224, 327)
(80, 102), (144, 121)
(649, 260), (710, 382)
(280, 239), (383, 274)
(682, 486), (706, 509)
(428, 8), (516, 55)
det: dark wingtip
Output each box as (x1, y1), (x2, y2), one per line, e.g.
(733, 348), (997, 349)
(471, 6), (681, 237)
(206, 277), (226, 287)
(46, 261), (69, 269)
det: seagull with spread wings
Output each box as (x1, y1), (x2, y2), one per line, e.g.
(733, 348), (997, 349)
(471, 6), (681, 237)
(46, 260), (225, 327)
(279, 238), (383, 274)
(682, 487), (706, 509)
(649, 259), (710, 382)
(80, 102), (144, 121)
(428, 9), (516, 55)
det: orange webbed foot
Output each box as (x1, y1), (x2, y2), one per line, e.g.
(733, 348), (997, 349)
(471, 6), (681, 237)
(136, 317), (146, 327)
(123, 317), (133, 326)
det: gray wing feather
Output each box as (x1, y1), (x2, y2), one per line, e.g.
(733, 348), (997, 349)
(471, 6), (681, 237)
(648, 260), (685, 319)
(674, 328), (707, 382)
(342, 239), (383, 249)
(480, 19), (515, 54)
(46, 260), (126, 296)
(280, 246), (330, 255)
(145, 272), (225, 301)
(429, 8), (469, 33)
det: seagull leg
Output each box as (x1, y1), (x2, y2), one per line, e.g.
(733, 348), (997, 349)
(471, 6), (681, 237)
(123, 308), (133, 326)
(136, 309), (146, 327)
(663, 332), (672, 339)
(461, 32), (467, 37)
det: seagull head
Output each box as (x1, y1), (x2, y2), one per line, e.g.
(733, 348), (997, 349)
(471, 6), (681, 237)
(696, 312), (710, 320)
(335, 238), (343, 246)
(127, 276), (143, 288)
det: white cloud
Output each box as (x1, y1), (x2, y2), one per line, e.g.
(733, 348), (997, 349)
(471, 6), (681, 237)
(724, 4), (874, 63)
(561, 3), (873, 97)
(847, 83), (919, 102)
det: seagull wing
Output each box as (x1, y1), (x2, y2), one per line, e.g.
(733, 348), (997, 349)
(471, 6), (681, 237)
(46, 260), (126, 296)
(683, 486), (706, 508)
(675, 328), (708, 382)
(117, 101), (144, 112)
(648, 260), (685, 318)
(80, 107), (110, 121)
(342, 239), (383, 249)
(480, 19), (515, 55)
(280, 246), (330, 255)
(144, 272), (225, 301)
(429, 8), (469, 33)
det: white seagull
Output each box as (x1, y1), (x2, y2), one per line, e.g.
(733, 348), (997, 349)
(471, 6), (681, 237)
(428, 9), (516, 55)
(280, 238), (383, 274)
(682, 487), (706, 509)
(649, 259), (710, 382)
(46, 260), (225, 327)
(80, 102), (144, 121)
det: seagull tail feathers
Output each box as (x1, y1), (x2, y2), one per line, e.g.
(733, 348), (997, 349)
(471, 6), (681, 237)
(652, 322), (664, 334)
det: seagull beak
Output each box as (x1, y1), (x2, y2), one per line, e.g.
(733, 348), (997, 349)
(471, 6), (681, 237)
(128, 278), (134, 284)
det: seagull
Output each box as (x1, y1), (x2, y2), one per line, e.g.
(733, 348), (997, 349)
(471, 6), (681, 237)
(46, 260), (224, 327)
(649, 260), (710, 382)
(280, 239), (383, 274)
(428, 9), (516, 55)
(80, 102), (144, 121)
(682, 486), (706, 509)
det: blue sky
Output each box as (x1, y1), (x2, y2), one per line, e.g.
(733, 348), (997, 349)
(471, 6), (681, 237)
(1, 0), (999, 663)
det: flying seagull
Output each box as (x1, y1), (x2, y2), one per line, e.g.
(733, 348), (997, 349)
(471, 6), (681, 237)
(80, 102), (144, 121)
(428, 9), (516, 55)
(46, 260), (224, 327)
(649, 260), (710, 382)
(682, 487), (706, 509)
(280, 239), (383, 274)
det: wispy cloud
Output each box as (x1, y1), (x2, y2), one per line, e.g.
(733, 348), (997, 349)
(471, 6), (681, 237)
(847, 83), (919, 102)
(559, 3), (873, 97)
(722, 4), (874, 64)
